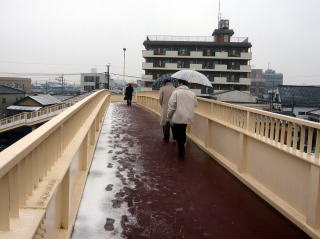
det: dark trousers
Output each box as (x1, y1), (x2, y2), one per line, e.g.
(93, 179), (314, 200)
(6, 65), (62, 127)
(162, 122), (176, 141)
(173, 124), (187, 156)
(126, 98), (132, 106)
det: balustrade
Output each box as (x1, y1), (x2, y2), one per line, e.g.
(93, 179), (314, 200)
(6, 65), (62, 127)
(0, 90), (110, 238)
(137, 91), (320, 239)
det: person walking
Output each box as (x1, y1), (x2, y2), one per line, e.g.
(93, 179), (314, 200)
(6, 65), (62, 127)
(167, 79), (198, 158)
(124, 84), (134, 106)
(159, 79), (175, 142)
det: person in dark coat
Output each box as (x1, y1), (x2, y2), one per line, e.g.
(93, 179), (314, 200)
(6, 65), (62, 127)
(159, 79), (175, 142)
(125, 84), (134, 106)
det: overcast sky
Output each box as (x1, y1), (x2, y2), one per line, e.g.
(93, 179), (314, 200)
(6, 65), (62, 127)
(0, 0), (319, 85)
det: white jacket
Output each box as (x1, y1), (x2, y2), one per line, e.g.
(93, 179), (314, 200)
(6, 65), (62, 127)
(167, 85), (198, 124)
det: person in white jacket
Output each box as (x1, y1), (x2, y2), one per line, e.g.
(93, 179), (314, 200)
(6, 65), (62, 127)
(167, 79), (198, 158)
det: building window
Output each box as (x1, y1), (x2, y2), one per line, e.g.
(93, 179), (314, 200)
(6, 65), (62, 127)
(84, 86), (94, 91)
(298, 112), (306, 115)
(84, 76), (95, 82)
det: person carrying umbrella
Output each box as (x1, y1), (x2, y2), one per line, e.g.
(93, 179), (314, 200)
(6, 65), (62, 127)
(167, 78), (198, 159)
(124, 83), (134, 106)
(159, 78), (175, 142)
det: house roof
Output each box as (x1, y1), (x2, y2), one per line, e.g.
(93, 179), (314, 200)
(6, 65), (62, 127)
(27, 94), (62, 106)
(0, 85), (25, 94)
(278, 85), (320, 107)
(7, 105), (42, 111)
(307, 109), (320, 116)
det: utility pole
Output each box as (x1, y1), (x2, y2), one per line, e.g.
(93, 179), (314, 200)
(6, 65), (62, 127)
(61, 73), (64, 94)
(106, 64), (110, 89)
(123, 48), (126, 83)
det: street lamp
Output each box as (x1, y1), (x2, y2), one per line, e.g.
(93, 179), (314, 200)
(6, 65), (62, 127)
(106, 64), (110, 89)
(123, 48), (126, 83)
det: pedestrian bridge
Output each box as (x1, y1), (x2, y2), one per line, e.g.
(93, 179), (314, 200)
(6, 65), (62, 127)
(0, 90), (319, 238)
(0, 93), (91, 134)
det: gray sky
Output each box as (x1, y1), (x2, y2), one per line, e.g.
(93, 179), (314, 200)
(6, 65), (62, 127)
(0, 0), (319, 85)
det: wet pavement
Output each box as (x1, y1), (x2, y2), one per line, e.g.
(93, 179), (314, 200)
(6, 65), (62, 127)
(71, 103), (310, 239)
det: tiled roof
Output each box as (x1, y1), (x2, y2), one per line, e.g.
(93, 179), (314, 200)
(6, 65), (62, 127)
(27, 94), (62, 106)
(278, 85), (320, 107)
(0, 85), (25, 94)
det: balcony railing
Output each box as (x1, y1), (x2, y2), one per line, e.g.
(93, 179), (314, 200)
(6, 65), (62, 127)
(143, 50), (252, 60)
(146, 35), (249, 43)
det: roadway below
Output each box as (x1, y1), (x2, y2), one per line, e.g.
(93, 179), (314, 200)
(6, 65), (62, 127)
(71, 102), (310, 239)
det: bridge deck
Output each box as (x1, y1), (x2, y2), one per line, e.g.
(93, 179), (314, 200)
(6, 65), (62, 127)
(72, 103), (310, 239)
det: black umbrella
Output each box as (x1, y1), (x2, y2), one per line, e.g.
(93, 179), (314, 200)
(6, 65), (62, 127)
(152, 73), (178, 90)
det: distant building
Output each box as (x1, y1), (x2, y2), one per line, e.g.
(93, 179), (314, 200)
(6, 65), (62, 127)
(274, 85), (320, 119)
(0, 85), (25, 118)
(209, 90), (269, 110)
(142, 19), (252, 93)
(211, 90), (257, 103)
(7, 94), (62, 115)
(250, 69), (266, 97)
(0, 77), (32, 94)
(80, 69), (106, 92)
(262, 69), (283, 91)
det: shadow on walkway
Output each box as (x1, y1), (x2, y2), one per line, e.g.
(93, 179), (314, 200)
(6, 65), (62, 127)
(72, 103), (310, 239)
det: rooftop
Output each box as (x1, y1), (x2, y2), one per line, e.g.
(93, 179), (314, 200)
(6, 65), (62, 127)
(0, 85), (25, 94)
(144, 35), (252, 48)
(278, 85), (320, 107)
(22, 94), (62, 106)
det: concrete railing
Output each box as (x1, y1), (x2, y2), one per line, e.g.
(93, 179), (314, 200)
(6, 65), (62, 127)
(0, 90), (110, 238)
(137, 91), (320, 239)
(0, 93), (92, 133)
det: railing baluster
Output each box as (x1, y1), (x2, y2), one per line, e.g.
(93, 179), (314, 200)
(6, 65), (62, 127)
(256, 115), (261, 136)
(307, 127), (314, 156)
(286, 122), (293, 148)
(300, 126), (306, 153)
(9, 166), (19, 217)
(275, 119), (280, 143)
(280, 121), (286, 145)
(0, 174), (10, 231)
(315, 129), (320, 159)
(293, 124), (299, 151)
(265, 117), (270, 139)
(260, 116), (265, 137)
(18, 158), (27, 205)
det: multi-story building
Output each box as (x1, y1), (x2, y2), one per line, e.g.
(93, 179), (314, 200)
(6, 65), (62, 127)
(142, 19), (252, 92)
(262, 69), (283, 91)
(0, 77), (32, 94)
(80, 69), (106, 92)
(250, 69), (266, 97)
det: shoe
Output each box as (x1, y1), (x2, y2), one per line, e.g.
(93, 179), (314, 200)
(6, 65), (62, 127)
(177, 153), (185, 159)
(162, 138), (169, 143)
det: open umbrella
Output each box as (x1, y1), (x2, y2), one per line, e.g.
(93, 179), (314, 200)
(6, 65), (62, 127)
(152, 73), (178, 90)
(171, 70), (212, 87)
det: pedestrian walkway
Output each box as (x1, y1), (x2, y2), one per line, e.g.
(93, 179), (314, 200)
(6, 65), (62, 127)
(72, 103), (310, 239)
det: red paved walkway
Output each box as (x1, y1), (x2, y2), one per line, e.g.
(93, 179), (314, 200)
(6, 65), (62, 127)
(72, 103), (310, 239)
